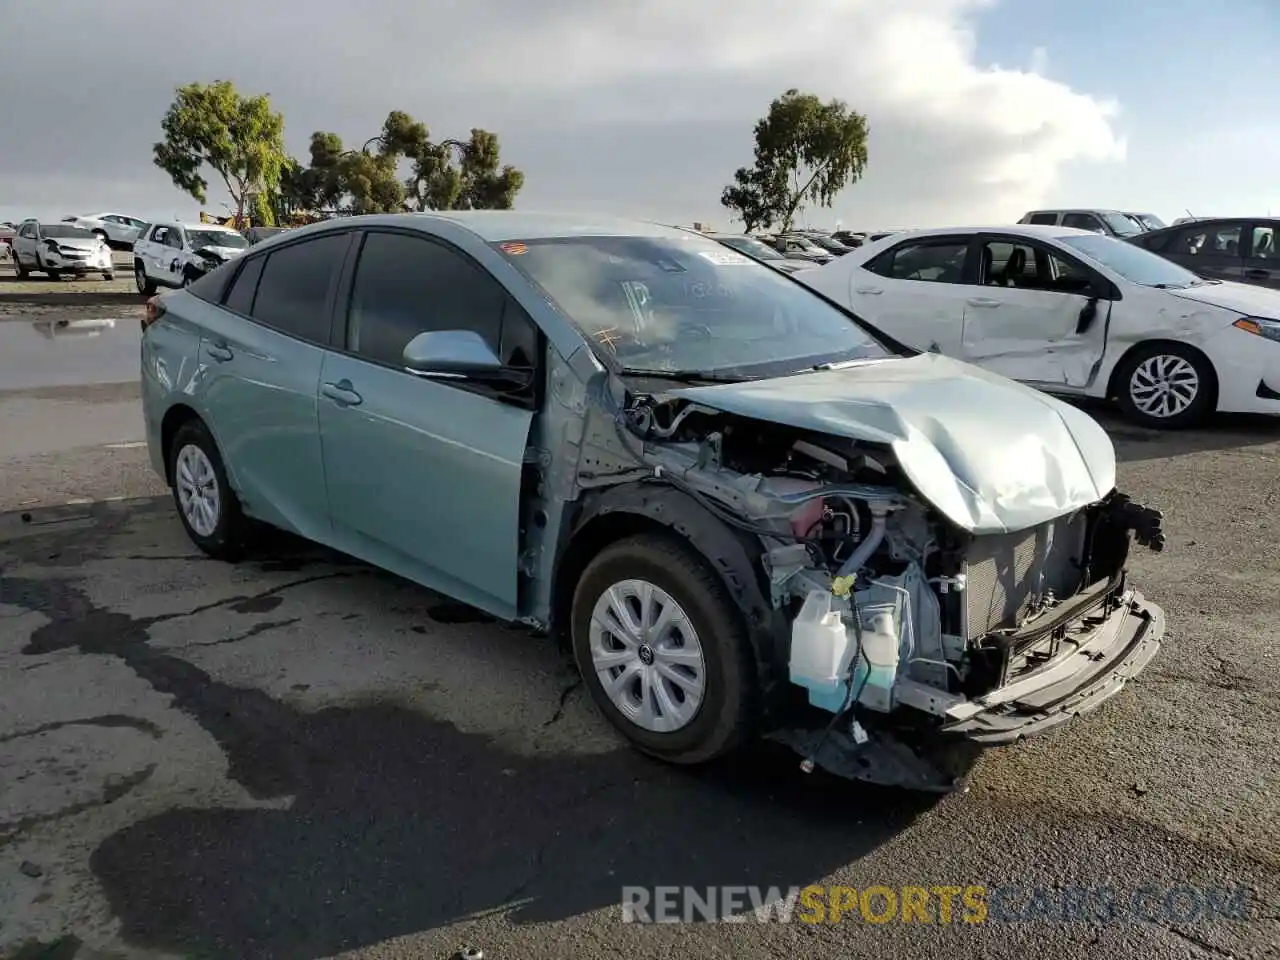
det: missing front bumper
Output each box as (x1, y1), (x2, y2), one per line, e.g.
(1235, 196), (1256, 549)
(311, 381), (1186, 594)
(939, 589), (1164, 744)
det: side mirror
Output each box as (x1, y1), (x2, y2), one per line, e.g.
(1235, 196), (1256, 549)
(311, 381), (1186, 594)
(402, 330), (531, 387)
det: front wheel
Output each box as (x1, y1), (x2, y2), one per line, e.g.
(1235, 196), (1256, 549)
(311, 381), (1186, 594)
(1115, 343), (1216, 429)
(168, 419), (250, 561)
(570, 534), (758, 765)
(103, 272), (114, 281)
(135, 262), (156, 295)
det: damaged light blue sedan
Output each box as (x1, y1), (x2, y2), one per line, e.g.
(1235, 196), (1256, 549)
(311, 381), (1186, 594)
(140, 212), (1167, 790)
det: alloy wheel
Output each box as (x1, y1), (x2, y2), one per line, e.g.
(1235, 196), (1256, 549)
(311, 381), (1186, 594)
(1129, 354), (1199, 419)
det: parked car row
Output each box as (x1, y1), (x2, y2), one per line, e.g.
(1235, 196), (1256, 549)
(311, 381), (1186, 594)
(798, 223), (1280, 429)
(139, 210), (1168, 791)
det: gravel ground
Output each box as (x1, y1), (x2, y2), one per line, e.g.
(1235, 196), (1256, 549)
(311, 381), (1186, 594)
(0, 306), (1277, 958)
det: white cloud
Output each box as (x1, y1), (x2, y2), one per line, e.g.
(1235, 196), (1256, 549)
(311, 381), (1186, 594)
(0, 0), (1125, 228)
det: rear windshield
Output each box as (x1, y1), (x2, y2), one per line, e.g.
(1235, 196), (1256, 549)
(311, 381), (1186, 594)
(41, 224), (96, 239)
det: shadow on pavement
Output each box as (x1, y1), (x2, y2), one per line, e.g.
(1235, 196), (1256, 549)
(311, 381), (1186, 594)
(0, 525), (936, 960)
(1074, 401), (1280, 463)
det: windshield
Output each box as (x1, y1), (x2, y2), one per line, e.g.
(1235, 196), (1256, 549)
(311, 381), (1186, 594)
(808, 236), (846, 251)
(717, 235), (783, 260)
(1059, 233), (1204, 288)
(1131, 213), (1165, 230)
(494, 235), (891, 378)
(41, 224), (96, 239)
(1099, 212), (1143, 237)
(189, 230), (248, 250)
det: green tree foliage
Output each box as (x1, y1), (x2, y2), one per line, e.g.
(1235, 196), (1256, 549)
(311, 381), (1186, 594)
(153, 81), (288, 225)
(301, 111), (525, 214)
(721, 88), (869, 231)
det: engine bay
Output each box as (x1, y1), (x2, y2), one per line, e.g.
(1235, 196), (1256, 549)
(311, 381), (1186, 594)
(618, 390), (1164, 729)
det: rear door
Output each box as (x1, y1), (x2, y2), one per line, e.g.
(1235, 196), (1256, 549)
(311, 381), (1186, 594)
(317, 228), (538, 618)
(851, 234), (973, 353)
(1242, 221), (1280, 289)
(959, 234), (1110, 388)
(1159, 220), (1245, 282)
(194, 231), (352, 542)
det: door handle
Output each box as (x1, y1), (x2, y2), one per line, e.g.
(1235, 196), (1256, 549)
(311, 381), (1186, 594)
(966, 297), (1002, 308)
(854, 285), (883, 294)
(321, 380), (362, 407)
(206, 342), (233, 362)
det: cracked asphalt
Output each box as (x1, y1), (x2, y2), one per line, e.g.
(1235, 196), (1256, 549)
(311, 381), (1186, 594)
(1, 302), (1279, 958)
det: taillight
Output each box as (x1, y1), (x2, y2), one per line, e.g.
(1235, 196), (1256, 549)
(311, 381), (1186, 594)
(142, 296), (166, 331)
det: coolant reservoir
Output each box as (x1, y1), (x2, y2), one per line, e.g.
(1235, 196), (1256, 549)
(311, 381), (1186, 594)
(789, 590), (857, 713)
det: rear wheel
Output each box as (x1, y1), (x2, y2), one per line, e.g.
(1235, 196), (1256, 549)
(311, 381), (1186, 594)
(1115, 342), (1215, 429)
(570, 534), (757, 765)
(103, 272), (114, 281)
(13, 256), (29, 279)
(168, 419), (250, 561)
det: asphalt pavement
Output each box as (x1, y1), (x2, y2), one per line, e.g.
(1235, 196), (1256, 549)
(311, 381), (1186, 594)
(0, 288), (1277, 959)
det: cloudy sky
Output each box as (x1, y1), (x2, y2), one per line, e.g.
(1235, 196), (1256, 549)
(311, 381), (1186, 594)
(2, 0), (1277, 230)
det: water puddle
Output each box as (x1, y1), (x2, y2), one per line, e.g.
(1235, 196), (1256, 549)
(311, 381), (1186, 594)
(0, 318), (140, 391)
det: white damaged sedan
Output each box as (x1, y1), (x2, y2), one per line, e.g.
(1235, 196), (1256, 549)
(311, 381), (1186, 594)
(800, 224), (1280, 428)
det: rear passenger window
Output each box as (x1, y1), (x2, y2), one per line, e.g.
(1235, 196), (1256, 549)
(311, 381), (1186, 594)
(346, 231), (534, 369)
(1028, 213), (1058, 225)
(223, 257), (264, 315)
(250, 234), (349, 343)
(866, 239), (969, 283)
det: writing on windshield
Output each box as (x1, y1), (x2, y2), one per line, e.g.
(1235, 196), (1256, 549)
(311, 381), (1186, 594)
(494, 235), (889, 377)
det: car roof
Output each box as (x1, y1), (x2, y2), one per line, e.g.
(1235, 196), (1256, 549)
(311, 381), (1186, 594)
(875, 224), (1100, 242)
(405, 210), (691, 242)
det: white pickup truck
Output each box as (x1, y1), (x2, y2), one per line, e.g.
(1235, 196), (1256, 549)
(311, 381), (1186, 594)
(131, 221), (249, 294)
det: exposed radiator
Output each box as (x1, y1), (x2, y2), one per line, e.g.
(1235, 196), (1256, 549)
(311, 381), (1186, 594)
(963, 512), (1088, 638)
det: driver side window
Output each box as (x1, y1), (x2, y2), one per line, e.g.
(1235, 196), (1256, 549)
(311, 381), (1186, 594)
(345, 231), (538, 375)
(866, 238), (969, 283)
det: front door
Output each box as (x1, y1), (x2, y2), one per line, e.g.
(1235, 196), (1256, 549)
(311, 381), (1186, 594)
(850, 234), (972, 354)
(959, 235), (1109, 389)
(195, 232), (351, 542)
(317, 229), (538, 619)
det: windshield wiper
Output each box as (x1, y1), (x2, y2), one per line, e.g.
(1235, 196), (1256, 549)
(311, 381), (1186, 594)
(623, 368), (747, 383)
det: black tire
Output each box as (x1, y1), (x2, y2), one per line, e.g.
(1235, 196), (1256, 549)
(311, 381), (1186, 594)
(13, 257), (28, 279)
(103, 272), (114, 281)
(92, 230), (108, 244)
(570, 533), (758, 765)
(167, 419), (250, 561)
(1114, 342), (1216, 429)
(135, 261), (156, 295)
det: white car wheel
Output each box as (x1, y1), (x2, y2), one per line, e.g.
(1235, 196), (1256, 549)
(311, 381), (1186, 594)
(1130, 355), (1198, 419)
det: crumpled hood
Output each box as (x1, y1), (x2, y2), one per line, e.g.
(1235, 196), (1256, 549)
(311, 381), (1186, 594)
(668, 353), (1117, 534)
(1166, 279), (1280, 318)
(198, 245), (246, 261)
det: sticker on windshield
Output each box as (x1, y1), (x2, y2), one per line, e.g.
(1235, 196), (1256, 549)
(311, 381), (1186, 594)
(500, 241), (528, 255)
(697, 250), (752, 266)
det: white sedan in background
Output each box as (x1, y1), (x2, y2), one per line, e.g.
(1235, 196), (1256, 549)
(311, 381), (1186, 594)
(62, 212), (148, 248)
(800, 224), (1280, 428)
